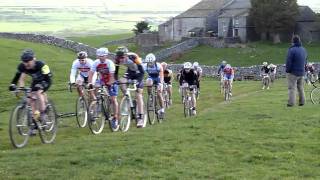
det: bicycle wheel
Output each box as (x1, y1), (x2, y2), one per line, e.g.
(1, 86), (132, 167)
(184, 96), (189, 118)
(311, 87), (320, 104)
(103, 98), (115, 132)
(39, 101), (58, 144)
(9, 104), (30, 148)
(147, 93), (156, 125)
(76, 96), (88, 128)
(119, 96), (131, 132)
(88, 100), (105, 135)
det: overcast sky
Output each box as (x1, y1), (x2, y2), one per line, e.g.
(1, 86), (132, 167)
(0, 0), (319, 11)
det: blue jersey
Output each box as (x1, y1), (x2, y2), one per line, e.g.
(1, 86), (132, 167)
(144, 63), (161, 79)
(218, 64), (226, 74)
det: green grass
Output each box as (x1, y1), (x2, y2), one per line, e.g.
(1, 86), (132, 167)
(68, 33), (134, 48)
(168, 42), (320, 66)
(0, 38), (320, 179)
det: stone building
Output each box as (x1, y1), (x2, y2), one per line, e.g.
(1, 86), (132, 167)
(159, 0), (320, 43)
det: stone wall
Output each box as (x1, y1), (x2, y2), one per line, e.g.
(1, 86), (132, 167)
(0, 32), (98, 57)
(155, 38), (200, 61)
(167, 64), (316, 80)
(103, 37), (135, 46)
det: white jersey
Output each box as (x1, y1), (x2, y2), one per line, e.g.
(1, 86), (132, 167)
(69, 58), (93, 83)
(91, 59), (115, 84)
(194, 66), (203, 75)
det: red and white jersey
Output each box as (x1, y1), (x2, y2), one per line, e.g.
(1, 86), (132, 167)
(91, 59), (115, 84)
(70, 58), (93, 83)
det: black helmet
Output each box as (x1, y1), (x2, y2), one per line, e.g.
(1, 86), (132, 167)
(115, 46), (129, 57)
(21, 49), (34, 62)
(77, 51), (88, 59)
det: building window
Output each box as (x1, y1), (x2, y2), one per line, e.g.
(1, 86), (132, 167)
(234, 17), (239, 26)
(234, 29), (239, 37)
(179, 29), (182, 36)
(222, 22), (226, 32)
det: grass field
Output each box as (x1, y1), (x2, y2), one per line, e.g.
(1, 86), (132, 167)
(0, 38), (319, 179)
(168, 42), (320, 66)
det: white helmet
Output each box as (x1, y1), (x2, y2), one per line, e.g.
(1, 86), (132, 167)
(145, 53), (156, 63)
(222, 60), (227, 64)
(183, 62), (192, 69)
(225, 64), (231, 69)
(96, 48), (109, 57)
(308, 62), (313, 66)
(263, 62), (268, 66)
(193, 62), (199, 68)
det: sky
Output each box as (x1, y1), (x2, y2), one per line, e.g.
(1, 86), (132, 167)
(0, 0), (319, 12)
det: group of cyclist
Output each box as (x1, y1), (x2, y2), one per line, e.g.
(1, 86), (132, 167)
(260, 62), (277, 90)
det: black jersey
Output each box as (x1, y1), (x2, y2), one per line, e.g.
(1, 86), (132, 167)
(179, 69), (198, 85)
(11, 61), (52, 85)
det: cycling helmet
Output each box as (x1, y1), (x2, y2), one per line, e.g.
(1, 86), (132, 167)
(225, 64), (232, 69)
(96, 48), (109, 57)
(308, 62), (313, 66)
(77, 51), (88, 59)
(183, 62), (192, 69)
(21, 49), (34, 62)
(263, 62), (268, 66)
(193, 62), (199, 68)
(222, 60), (227, 65)
(145, 53), (156, 63)
(115, 46), (129, 57)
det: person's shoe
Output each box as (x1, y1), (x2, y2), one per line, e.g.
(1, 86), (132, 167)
(299, 104), (305, 107)
(287, 104), (294, 107)
(262, 86), (265, 90)
(137, 118), (145, 128)
(111, 118), (119, 132)
(267, 87), (270, 90)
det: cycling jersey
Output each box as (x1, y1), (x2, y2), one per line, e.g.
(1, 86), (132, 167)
(70, 58), (93, 83)
(115, 52), (145, 88)
(91, 59), (118, 96)
(218, 64), (226, 75)
(164, 69), (173, 84)
(270, 67), (277, 73)
(261, 66), (270, 74)
(11, 61), (52, 92)
(179, 69), (198, 86)
(144, 62), (161, 79)
(306, 66), (315, 73)
(223, 67), (234, 80)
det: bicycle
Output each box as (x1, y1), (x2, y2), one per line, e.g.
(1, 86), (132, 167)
(119, 81), (147, 132)
(162, 83), (171, 109)
(182, 85), (196, 117)
(146, 83), (164, 125)
(69, 83), (90, 128)
(262, 74), (270, 89)
(88, 85), (115, 134)
(224, 80), (232, 101)
(310, 80), (320, 104)
(9, 88), (58, 148)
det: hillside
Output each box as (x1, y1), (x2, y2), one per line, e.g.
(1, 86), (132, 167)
(166, 42), (320, 66)
(0, 38), (319, 178)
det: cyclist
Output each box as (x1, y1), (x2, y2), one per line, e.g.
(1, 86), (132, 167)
(69, 51), (93, 96)
(9, 49), (52, 123)
(261, 62), (270, 90)
(193, 61), (203, 94)
(88, 48), (119, 131)
(161, 62), (173, 105)
(223, 64), (235, 96)
(218, 60), (227, 76)
(143, 53), (165, 117)
(268, 63), (277, 83)
(305, 62), (317, 84)
(179, 62), (198, 115)
(115, 46), (145, 128)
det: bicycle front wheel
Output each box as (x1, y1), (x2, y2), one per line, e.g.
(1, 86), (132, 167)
(119, 97), (131, 132)
(76, 96), (88, 128)
(9, 104), (30, 148)
(39, 101), (58, 144)
(147, 93), (157, 125)
(88, 100), (105, 135)
(311, 87), (320, 104)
